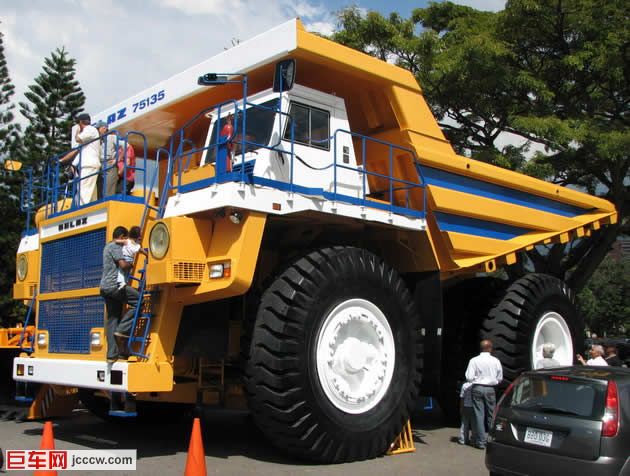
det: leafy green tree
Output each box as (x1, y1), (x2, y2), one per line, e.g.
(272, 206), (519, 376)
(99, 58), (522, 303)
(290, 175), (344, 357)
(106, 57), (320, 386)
(578, 256), (630, 336)
(499, 0), (629, 289)
(19, 47), (85, 168)
(0, 27), (26, 326)
(0, 26), (22, 160)
(333, 4), (543, 173)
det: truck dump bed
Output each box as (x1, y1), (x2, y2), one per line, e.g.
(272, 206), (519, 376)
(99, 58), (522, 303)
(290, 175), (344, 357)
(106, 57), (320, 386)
(94, 19), (616, 274)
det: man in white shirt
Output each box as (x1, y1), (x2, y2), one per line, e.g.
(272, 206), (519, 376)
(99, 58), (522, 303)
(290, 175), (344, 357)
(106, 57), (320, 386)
(465, 339), (503, 449)
(95, 120), (118, 198)
(74, 115), (101, 205)
(60, 113), (90, 175)
(577, 344), (609, 366)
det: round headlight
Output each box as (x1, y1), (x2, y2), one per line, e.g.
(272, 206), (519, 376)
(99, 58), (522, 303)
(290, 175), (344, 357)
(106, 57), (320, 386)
(149, 222), (170, 259)
(17, 254), (28, 281)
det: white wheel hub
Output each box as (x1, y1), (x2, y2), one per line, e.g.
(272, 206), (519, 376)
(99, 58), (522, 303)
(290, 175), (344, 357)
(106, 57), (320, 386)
(316, 298), (395, 414)
(531, 311), (573, 368)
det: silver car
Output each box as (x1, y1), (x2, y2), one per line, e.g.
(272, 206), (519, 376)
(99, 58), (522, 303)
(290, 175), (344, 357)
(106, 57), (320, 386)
(486, 366), (630, 476)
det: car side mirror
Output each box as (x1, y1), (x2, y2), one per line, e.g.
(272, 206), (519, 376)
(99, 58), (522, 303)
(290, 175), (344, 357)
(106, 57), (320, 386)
(273, 59), (296, 93)
(4, 160), (23, 172)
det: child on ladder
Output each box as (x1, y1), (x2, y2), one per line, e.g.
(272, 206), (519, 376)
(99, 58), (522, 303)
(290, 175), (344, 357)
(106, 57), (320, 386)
(117, 226), (147, 286)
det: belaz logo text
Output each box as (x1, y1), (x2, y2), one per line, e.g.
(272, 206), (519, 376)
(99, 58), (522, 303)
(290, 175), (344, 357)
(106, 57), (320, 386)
(58, 217), (88, 232)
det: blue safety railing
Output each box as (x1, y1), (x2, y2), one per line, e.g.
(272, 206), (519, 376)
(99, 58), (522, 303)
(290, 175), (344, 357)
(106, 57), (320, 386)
(331, 130), (427, 216)
(162, 95), (426, 219)
(18, 129), (156, 234)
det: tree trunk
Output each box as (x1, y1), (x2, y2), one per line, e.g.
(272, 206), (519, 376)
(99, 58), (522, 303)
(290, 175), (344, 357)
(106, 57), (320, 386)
(567, 223), (620, 291)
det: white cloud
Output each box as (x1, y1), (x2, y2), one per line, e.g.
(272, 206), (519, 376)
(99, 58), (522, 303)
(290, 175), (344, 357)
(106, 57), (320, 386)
(305, 21), (335, 36)
(1, 0), (332, 126)
(158, 0), (244, 15)
(1, 0), (503, 134)
(452, 0), (506, 12)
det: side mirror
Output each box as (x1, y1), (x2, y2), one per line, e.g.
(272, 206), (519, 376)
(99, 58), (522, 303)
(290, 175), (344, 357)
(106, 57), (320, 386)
(4, 160), (23, 172)
(273, 59), (296, 93)
(198, 73), (229, 86)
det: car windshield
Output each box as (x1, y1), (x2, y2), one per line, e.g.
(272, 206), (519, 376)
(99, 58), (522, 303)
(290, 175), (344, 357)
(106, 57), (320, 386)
(204, 99), (279, 164)
(506, 375), (607, 420)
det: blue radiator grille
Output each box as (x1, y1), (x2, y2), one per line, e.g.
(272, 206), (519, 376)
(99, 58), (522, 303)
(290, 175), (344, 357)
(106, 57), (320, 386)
(40, 228), (106, 293)
(38, 296), (104, 354)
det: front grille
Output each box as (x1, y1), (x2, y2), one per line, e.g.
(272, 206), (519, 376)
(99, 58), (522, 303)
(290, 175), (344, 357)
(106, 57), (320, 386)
(40, 228), (106, 293)
(173, 261), (205, 282)
(39, 296), (104, 354)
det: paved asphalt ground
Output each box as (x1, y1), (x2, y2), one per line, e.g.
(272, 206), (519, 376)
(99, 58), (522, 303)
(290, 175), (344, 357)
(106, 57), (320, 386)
(0, 405), (488, 476)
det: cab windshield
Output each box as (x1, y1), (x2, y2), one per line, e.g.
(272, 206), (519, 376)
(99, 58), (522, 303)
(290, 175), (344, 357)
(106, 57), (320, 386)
(204, 99), (279, 164)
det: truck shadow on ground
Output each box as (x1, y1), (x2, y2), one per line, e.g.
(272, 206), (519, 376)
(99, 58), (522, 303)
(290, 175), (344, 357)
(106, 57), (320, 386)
(20, 410), (307, 465)
(17, 406), (450, 466)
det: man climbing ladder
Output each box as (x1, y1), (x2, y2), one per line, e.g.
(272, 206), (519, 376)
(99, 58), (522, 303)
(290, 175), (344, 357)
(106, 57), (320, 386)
(99, 226), (139, 363)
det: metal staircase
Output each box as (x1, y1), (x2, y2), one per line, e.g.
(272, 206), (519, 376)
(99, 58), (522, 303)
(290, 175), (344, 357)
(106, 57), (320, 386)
(122, 147), (172, 360)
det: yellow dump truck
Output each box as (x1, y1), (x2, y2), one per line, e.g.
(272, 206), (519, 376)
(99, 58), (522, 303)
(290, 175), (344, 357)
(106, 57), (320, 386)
(9, 19), (616, 462)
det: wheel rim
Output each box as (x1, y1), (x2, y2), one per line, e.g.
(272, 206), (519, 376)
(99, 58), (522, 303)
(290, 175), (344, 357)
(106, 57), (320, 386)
(315, 298), (395, 414)
(531, 311), (573, 368)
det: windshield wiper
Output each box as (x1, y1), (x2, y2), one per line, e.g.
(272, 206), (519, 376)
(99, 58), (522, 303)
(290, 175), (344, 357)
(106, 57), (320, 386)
(515, 402), (581, 416)
(538, 407), (580, 416)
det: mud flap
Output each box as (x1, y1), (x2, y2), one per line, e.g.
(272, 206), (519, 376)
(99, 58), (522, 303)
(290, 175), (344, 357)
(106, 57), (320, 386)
(27, 385), (79, 420)
(0, 348), (20, 401)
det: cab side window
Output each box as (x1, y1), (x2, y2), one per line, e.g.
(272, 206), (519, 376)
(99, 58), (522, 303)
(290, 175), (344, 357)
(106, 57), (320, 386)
(284, 102), (330, 151)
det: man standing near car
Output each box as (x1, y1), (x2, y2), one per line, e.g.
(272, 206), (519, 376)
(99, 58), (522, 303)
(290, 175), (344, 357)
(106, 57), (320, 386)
(577, 344), (608, 366)
(536, 343), (561, 369)
(465, 339), (503, 450)
(604, 344), (622, 367)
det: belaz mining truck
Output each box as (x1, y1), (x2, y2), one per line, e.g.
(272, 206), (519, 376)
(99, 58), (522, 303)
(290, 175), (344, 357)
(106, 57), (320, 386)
(8, 19), (616, 462)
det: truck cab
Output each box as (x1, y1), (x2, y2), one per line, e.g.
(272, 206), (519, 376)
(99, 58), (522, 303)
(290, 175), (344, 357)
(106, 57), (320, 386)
(195, 85), (366, 199)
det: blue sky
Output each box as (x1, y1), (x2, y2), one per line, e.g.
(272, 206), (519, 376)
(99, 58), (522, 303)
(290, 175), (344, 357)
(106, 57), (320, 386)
(1, 0), (505, 120)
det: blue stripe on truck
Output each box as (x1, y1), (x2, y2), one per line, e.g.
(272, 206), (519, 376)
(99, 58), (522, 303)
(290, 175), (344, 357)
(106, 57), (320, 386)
(419, 166), (589, 218)
(434, 212), (531, 241)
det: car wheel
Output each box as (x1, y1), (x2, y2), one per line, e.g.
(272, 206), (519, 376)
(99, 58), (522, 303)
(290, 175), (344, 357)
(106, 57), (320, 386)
(245, 246), (423, 462)
(481, 274), (582, 383)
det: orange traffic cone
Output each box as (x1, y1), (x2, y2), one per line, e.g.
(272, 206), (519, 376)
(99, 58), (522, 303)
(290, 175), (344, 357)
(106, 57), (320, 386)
(184, 418), (207, 476)
(34, 421), (56, 476)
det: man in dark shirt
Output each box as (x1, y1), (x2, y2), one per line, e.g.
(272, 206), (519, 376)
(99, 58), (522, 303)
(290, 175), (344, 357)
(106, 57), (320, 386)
(100, 226), (139, 362)
(605, 343), (623, 367)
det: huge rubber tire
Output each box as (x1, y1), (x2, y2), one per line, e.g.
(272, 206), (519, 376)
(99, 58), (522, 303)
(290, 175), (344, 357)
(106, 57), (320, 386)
(244, 247), (423, 463)
(481, 274), (583, 384)
(438, 278), (506, 425)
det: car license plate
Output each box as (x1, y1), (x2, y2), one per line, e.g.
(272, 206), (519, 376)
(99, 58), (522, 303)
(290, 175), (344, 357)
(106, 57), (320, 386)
(524, 427), (553, 447)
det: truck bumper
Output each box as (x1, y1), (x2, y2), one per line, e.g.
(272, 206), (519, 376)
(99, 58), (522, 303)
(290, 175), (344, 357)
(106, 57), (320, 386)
(13, 357), (173, 392)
